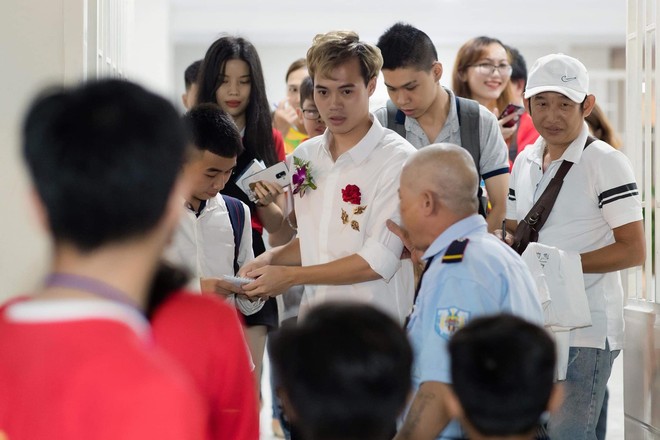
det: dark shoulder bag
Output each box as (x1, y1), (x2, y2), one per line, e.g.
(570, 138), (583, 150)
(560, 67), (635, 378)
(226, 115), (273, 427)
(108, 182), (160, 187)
(511, 136), (596, 255)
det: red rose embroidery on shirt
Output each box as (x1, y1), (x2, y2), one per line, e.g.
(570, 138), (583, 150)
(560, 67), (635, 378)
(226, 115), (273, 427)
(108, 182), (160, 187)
(341, 184), (361, 205)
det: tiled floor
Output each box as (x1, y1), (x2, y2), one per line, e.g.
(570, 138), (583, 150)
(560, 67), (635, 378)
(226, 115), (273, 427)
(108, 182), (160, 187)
(259, 351), (626, 440)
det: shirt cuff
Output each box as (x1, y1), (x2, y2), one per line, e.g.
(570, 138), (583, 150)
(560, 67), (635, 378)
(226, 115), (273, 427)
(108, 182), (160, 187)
(606, 209), (643, 230)
(357, 237), (401, 282)
(420, 369), (451, 385)
(236, 296), (265, 316)
(482, 167), (510, 180)
(187, 278), (202, 293)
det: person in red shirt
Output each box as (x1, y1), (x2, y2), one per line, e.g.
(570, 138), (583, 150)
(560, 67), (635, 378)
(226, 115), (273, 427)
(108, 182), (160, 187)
(147, 263), (260, 440)
(0, 79), (205, 439)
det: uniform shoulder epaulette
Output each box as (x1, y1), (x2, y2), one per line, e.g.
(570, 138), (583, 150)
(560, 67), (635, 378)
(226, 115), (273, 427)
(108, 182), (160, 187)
(442, 238), (470, 263)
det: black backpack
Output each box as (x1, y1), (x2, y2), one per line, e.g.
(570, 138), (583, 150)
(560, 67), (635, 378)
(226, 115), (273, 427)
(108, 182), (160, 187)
(385, 97), (486, 216)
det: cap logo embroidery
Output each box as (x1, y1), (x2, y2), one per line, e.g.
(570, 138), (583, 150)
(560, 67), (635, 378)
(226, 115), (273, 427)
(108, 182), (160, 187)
(561, 75), (577, 82)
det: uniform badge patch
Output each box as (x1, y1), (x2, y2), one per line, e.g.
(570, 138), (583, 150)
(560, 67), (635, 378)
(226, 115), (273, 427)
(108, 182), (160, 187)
(435, 307), (471, 340)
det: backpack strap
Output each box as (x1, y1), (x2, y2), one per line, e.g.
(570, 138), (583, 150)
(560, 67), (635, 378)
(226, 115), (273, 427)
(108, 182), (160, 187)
(455, 96), (485, 216)
(511, 135), (597, 255)
(386, 99), (407, 138)
(221, 195), (245, 275)
(455, 96), (481, 175)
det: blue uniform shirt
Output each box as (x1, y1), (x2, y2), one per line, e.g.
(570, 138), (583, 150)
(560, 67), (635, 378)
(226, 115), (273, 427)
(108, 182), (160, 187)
(406, 214), (543, 440)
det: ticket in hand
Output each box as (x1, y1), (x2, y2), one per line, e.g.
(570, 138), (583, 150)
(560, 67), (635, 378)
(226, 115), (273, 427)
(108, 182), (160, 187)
(222, 275), (256, 286)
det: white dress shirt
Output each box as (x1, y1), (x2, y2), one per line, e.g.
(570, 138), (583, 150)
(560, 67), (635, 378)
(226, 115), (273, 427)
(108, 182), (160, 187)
(165, 195), (264, 315)
(292, 115), (416, 323)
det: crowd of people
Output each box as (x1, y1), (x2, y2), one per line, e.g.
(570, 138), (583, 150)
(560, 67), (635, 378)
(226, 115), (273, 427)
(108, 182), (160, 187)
(0, 21), (643, 440)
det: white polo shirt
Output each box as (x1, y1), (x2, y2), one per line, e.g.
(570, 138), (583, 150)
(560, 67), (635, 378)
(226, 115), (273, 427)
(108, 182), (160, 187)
(292, 115), (416, 323)
(165, 195), (264, 315)
(507, 123), (642, 350)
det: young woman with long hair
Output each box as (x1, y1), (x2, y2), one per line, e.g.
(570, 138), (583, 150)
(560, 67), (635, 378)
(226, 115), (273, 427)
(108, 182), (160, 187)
(196, 35), (286, 402)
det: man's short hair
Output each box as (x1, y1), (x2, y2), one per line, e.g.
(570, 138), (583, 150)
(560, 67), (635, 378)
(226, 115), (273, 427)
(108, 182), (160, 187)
(270, 303), (412, 440)
(508, 46), (527, 85)
(184, 60), (203, 89)
(183, 103), (244, 159)
(377, 22), (438, 71)
(306, 30), (382, 86)
(23, 79), (187, 251)
(299, 76), (314, 107)
(449, 314), (556, 437)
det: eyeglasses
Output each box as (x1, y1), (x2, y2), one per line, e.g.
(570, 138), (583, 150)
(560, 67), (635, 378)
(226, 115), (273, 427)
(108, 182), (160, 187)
(302, 108), (321, 120)
(471, 63), (513, 76)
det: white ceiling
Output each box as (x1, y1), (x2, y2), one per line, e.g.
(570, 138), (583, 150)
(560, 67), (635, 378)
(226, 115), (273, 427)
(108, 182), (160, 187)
(170, 0), (627, 47)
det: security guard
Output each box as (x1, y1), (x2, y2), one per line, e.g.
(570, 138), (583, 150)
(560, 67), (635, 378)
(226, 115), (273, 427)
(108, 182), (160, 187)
(388, 144), (543, 440)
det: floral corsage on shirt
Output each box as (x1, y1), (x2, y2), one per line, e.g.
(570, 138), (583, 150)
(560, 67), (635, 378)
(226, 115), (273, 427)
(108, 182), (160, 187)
(341, 184), (367, 231)
(292, 157), (317, 197)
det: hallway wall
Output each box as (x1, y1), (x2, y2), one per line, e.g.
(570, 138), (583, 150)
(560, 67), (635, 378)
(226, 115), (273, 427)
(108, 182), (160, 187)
(0, 0), (88, 300)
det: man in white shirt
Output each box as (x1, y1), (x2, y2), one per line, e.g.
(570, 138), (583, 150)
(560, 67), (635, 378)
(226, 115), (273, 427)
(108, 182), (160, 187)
(504, 54), (645, 440)
(241, 30), (416, 324)
(165, 104), (263, 316)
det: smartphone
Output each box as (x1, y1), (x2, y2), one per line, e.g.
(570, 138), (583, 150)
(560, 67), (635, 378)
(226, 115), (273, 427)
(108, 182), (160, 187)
(241, 161), (290, 201)
(499, 103), (525, 128)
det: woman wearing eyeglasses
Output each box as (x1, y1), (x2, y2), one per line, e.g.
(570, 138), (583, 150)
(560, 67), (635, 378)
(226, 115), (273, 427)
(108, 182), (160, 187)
(452, 37), (518, 142)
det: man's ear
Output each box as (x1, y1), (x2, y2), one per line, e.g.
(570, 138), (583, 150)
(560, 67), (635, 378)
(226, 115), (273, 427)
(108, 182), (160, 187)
(296, 107), (303, 120)
(582, 94), (596, 118)
(432, 61), (443, 82)
(421, 190), (438, 216)
(367, 76), (377, 97)
(181, 92), (189, 110)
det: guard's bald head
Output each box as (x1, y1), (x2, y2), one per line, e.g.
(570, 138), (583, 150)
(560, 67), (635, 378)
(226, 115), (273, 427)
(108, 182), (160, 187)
(402, 144), (479, 216)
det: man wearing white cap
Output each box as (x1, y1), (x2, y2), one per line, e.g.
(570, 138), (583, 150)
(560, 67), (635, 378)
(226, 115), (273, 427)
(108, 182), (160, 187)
(503, 53), (645, 440)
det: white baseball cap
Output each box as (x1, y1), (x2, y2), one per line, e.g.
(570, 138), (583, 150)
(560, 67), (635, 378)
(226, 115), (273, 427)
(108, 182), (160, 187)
(524, 53), (589, 103)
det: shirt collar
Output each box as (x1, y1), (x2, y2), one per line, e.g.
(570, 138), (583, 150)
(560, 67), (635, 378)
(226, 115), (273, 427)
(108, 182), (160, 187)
(184, 194), (221, 216)
(320, 114), (383, 165)
(422, 214), (486, 260)
(444, 87), (461, 136)
(5, 299), (150, 339)
(404, 87), (459, 140)
(528, 122), (590, 166)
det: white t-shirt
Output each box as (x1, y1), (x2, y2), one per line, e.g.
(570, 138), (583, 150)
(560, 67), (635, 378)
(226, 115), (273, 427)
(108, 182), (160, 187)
(507, 124), (642, 350)
(292, 115), (416, 323)
(165, 195), (263, 315)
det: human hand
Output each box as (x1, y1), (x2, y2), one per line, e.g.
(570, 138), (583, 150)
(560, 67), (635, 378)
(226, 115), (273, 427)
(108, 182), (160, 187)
(497, 110), (518, 142)
(241, 265), (293, 299)
(237, 252), (272, 278)
(273, 99), (298, 134)
(200, 277), (245, 297)
(386, 219), (424, 266)
(492, 228), (514, 246)
(253, 180), (284, 207)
